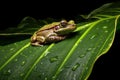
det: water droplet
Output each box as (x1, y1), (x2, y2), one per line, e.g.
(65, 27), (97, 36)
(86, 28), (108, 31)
(20, 73), (24, 77)
(10, 48), (14, 51)
(90, 35), (96, 39)
(87, 48), (92, 51)
(14, 59), (18, 62)
(105, 30), (108, 33)
(45, 77), (48, 80)
(42, 73), (45, 75)
(14, 43), (17, 45)
(40, 62), (43, 64)
(49, 56), (58, 63)
(72, 63), (80, 71)
(7, 69), (11, 73)
(79, 54), (85, 58)
(52, 76), (56, 80)
(103, 26), (108, 29)
(21, 61), (26, 66)
(3, 69), (12, 75)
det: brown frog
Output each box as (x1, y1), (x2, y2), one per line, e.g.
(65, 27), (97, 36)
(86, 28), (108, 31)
(31, 20), (76, 46)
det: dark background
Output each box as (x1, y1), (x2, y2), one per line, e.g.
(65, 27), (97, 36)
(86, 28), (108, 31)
(0, 0), (120, 80)
(0, 0), (119, 29)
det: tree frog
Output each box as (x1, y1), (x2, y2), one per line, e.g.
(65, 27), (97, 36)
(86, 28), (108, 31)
(31, 20), (76, 46)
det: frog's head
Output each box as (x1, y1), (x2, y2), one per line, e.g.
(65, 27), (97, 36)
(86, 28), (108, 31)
(54, 20), (76, 35)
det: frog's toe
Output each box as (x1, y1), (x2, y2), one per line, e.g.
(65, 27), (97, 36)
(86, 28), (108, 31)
(31, 42), (43, 46)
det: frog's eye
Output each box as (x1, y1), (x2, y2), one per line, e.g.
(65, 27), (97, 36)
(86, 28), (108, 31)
(60, 20), (67, 27)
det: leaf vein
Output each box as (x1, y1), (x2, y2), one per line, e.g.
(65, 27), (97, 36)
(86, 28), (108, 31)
(79, 17), (117, 80)
(0, 42), (30, 71)
(24, 43), (54, 80)
(52, 19), (100, 80)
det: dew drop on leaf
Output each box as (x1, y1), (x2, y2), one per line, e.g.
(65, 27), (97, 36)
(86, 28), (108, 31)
(14, 58), (18, 62)
(3, 69), (12, 75)
(90, 35), (96, 39)
(21, 61), (26, 66)
(103, 26), (108, 29)
(87, 48), (92, 51)
(45, 77), (48, 80)
(7, 69), (11, 73)
(40, 62), (43, 64)
(14, 43), (17, 45)
(10, 48), (14, 51)
(49, 56), (58, 63)
(72, 63), (80, 71)
(20, 73), (24, 77)
(52, 76), (56, 80)
(79, 54), (85, 58)
(42, 73), (45, 75)
(105, 30), (108, 33)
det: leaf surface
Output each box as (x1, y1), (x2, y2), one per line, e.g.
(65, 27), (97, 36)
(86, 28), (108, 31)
(0, 2), (120, 80)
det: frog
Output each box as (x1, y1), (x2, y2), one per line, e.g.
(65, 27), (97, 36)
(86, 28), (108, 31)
(31, 20), (76, 46)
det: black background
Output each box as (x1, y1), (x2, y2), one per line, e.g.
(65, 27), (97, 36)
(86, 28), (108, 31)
(0, 0), (120, 80)
(1, 0), (119, 29)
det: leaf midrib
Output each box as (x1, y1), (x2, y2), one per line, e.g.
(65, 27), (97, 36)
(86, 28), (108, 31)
(52, 19), (104, 80)
(52, 16), (117, 80)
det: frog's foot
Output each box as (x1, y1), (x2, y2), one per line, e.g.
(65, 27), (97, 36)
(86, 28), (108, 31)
(31, 42), (43, 46)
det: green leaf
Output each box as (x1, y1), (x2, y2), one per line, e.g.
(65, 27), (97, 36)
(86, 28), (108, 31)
(85, 2), (120, 19)
(0, 2), (120, 80)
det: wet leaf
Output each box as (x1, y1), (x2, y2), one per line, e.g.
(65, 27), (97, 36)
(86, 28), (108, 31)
(0, 2), (120, 80)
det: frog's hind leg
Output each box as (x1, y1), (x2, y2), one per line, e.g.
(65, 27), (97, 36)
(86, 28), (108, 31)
(31, 36), (45, 46)
(46, 36), (66, 43)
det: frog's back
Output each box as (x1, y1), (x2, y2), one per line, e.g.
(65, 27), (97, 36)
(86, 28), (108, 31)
(39, 22), (60, 31)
